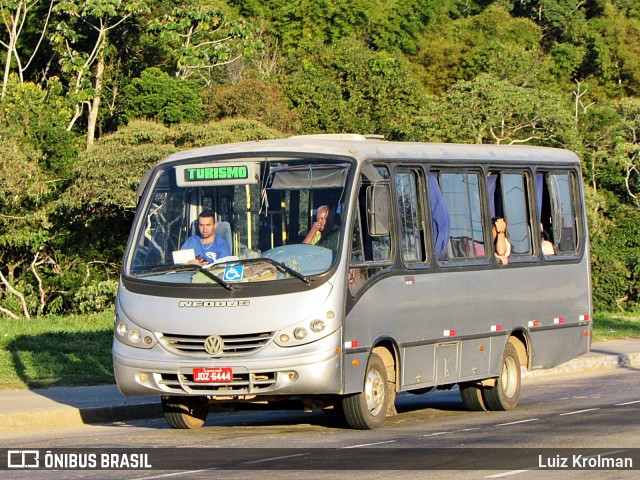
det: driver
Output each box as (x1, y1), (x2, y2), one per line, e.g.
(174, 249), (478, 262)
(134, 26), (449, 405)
(181, 210), (231, 265)
(302, 205), (329, 245)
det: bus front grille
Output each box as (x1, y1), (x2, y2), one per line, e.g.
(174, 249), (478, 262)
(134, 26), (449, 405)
(156, 371), (277, 394)
(157, 331), (274, 357)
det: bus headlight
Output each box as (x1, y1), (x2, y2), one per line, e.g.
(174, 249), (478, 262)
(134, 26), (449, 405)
(116, 321), (128, 336)
(310, 320), (325, 333)
(114, 314), (156, 349)
(293, 327), (307, 340)
(274, 310), (340, 347)
(128, 329), (142, 343)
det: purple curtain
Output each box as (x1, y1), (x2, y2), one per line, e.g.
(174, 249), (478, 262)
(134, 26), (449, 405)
(429, 173), (449, 260)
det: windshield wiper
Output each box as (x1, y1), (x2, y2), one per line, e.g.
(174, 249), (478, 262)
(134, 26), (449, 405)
(131, 264), (235, 291)
(257, 257), (310, 284)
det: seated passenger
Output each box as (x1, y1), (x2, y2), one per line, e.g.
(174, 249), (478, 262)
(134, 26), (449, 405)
(541, 227), (555, 255)
(492, 217), (511, 265)
(181, 210), (231, 265)
(302, 205), (329, 245)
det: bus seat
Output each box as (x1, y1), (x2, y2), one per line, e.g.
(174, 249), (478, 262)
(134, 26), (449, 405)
(215, 221), (232, 252)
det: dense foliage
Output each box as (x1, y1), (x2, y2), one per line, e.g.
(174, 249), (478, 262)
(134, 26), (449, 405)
(1, 0), (639, 317)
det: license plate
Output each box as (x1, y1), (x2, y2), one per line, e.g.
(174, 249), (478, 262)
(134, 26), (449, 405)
(192, 367), (233, 383)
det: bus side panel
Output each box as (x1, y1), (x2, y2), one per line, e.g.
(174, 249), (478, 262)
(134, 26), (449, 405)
(528, 326), (591, 370)
(343, 257), (591, 393)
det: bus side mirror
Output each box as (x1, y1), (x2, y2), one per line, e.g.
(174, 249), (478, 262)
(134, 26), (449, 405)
(366, 184), (390, 237)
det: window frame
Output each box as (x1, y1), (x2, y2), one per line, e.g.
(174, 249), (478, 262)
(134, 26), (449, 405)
(488, 169), (537, 261)
(535, 169), (583, 260)
(394, 166), (429, 268)
(431, 168), (489, 265)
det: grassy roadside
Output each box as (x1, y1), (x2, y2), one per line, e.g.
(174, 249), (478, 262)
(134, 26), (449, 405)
(592, 312), (640, 341)
(0, 311), (113, 390)
(0, 311), (638, 390)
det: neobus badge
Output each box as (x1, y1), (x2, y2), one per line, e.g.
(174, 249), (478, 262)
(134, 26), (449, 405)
(178, 300), (251, 308)
(175, 162), (259, 187)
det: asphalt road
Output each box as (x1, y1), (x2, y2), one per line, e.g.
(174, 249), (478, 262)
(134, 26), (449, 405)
(2, 367), (639, 480)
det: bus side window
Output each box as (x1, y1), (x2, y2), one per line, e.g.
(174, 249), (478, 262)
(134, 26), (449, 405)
(537, 172), (579, 255)
(488, 171), (533, 257)
(349, 167), (392, 296)
(396, 169), (427, 264)
(438, 171), (486, 260)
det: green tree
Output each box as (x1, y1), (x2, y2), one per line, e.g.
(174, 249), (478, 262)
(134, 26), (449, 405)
(282, 41), (426, 139)
(0, 0), (55, 97)
(581, 3), (640, 96)
(511, 0), (589, 44)
(205, 77), (300, 133)
(52, 0), (148, 146)
(123, 67), (204, 125)
(0, 133), (53, 318)
(230, 0), (457, 54)
(416, 5), (549, 95)
(417, 74), (577, 147)
(148, 3), (261, 84)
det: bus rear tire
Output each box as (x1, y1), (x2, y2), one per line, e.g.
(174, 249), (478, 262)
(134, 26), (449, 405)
(482, 341), (521, 411)
(342, 353), (389, 429)
(161, 395), (209, 429)
(459, 383), (488, 411)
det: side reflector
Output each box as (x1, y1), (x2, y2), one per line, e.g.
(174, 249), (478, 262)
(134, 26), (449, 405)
(528, 320), (540, 328)
(554, 317), (565, 324)
(491, 325), (502, 332)
(344, 340), (359, 348)
(443, 329), (456, 337)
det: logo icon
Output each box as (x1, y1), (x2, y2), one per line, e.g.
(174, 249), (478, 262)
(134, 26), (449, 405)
(8, 450), (39, 468)
(204, 335), (224, 356)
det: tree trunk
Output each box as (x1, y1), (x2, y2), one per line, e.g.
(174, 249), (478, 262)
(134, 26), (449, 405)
(86, 50), (105, 147)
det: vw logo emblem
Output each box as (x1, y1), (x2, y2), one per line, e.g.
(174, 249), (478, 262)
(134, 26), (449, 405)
(204, 335), (224, 356)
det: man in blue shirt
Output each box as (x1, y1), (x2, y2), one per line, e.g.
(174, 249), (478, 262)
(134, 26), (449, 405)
(181, 210), (231, 265)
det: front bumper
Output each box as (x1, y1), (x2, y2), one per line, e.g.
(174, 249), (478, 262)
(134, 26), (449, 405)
(113, 334), (342, 397)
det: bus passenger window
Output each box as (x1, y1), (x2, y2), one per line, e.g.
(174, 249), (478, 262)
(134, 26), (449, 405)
(537, 172), (579, 255)
(438, 171), (485, 260)
(349, 166), (392, 296)
(488, 172), (533, 257)
(396, 169), (427, 264)
(356, 166), (392, 262)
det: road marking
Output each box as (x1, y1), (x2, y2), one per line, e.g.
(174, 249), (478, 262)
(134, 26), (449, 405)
(485, 470), (530, 478)
(496, 418), (538, 426)
(423, 431), (450, 437)
(559, 408), (600, 416)
(242, 453), (309, 464)
(343, 440), (396, 448)
(138, 470), (214, 479)
(615, 399), (640, 406)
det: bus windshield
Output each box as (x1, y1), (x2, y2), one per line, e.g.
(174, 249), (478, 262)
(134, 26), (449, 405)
(125, 157), (351, 285)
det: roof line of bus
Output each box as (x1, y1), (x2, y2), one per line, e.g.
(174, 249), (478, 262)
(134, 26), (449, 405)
(156, 135), (581, 167)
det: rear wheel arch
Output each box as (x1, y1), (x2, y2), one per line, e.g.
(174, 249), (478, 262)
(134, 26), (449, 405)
(508, 330), (530, 370)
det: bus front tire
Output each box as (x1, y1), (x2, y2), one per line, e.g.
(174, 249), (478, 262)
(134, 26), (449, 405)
(161, 395), (209, 429)
(482, 341), (521, 411)
(342, 353), (389, 430)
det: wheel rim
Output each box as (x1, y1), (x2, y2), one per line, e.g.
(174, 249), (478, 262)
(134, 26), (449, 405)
(364, 367), (385, 416)
(501, 354), (519, 399)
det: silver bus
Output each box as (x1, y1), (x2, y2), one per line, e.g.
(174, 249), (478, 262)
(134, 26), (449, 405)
(113, 135), (592, 429)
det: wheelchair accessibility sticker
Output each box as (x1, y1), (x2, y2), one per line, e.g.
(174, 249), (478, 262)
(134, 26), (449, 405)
(223, 266), (244, 282)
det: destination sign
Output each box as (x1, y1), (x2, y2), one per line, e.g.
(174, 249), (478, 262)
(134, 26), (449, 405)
(184, 166), (248, 181)
(175, 162), (259, 187)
